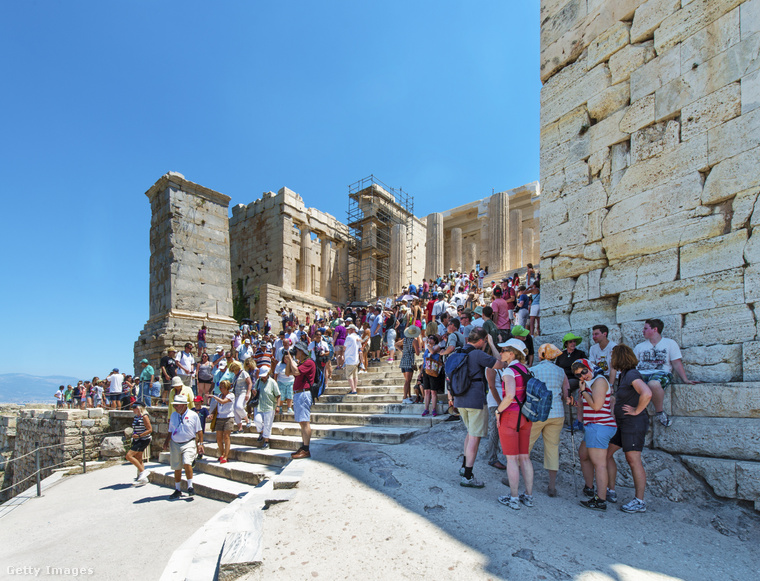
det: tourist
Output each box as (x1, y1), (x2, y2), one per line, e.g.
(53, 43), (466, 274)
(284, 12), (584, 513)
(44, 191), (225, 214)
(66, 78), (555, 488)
(160, 347), (178, 405)
(92, 379), (104, 409)
(54, 385), (64, 408)
(138, 359), (155, 407)
(481, 305), (500, 345)
(528, 343), (569, 497)
(252, 365), (280, 450)
(556, 332), (587, 432)
(495, 339), (534, 509)
(606, 344), (653, 514)
(126, 403), (152, 486)
(509, 324), (535, 366)
(162, 396), (204, 499)
(440, 318), (465, 361)
(238, 338), (253, 362)
(229, 360), (252, 433)
(195, 352), (214, 405)
(460, 310), (474, 337)
(503, 278), (517, 325)
(526, 263), (536, 287)
(634, 318), (696, 427)
(274, 353), (295, 414)
(448, 328), (506, 488)
(471, 305), (484, 328)
(368, 306), (383, 362)
(421, 334), (444, 416)
(399, 325), (422, 404)
(344, 324), (362, 395)
(333, 318), (347, 369)
(490, 287), (511, 342)
(167, 376), (194, 417)
(121, 375), (135, 409)
(192, 396), (209, 435)
(360, 322), (371, 372)
(176, 343), (196, 389)
(64, 385), (73, 408)
(589, 324), (617, 387)
(197, 325), (207, 356)
(284, 341), (316, 459)
(385, 307), (397, 363)
(515, 285), (531, 328)
(571, 359), (616, 511)
(528, 282), (540, 336)
(107, 368), (124, 410)
(210, 380), (234, 463)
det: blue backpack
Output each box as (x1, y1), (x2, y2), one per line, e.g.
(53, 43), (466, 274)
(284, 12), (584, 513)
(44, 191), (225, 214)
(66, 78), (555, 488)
(444, 345), (480, 396)
(511, 364), (553, 431)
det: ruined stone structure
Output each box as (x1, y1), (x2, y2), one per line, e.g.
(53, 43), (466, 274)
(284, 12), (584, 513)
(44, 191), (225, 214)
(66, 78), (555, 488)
(539, 0), (760, 505)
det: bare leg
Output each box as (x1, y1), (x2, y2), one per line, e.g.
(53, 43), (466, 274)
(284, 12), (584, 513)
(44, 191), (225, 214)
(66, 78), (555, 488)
(579, 442), (594, 488)
(518, 453), (534, 495)
(403, 371), (413, 399)
(464, 435), (481, 467)
(216, 431), (224, 459)
(649, 380), (665, 414)
(224, 432), (231, 459)
(184, 464), (194, 480)
(126, 450), (144, 474)
(587, 447), (608, 500)
(548, 469), (557, 492)
(299, 421), (311, 447)
(607, 444), (620, 492)
(625, 450), (646, 500)
(505, 455), (520, 496)
(424, 390), (431, 411)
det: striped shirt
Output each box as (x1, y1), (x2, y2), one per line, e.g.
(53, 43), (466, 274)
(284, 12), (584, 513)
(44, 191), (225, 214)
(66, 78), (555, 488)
(132, 413), (151, 440)
(529, 360), (566, 420)
(582, 376), (617, 427)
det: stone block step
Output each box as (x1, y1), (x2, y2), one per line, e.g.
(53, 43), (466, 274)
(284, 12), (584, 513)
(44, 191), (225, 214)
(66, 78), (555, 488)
(309, 402), (448, 415)
(201, 438), (293, 467)
(276, 411), (449, 428)
(318, 393), (404, 403)
(326, 380), (405, 389)
(148, 464), (251, 503)
(192, 455), (279, 486)
(269, 422), (426, 445)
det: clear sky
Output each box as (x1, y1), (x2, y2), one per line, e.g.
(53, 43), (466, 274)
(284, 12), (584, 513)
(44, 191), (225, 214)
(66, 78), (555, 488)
(0, 1), (540, 379)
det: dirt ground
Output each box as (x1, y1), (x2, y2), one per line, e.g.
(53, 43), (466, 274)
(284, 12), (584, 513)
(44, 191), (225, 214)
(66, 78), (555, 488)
(245, 420), (760, 581)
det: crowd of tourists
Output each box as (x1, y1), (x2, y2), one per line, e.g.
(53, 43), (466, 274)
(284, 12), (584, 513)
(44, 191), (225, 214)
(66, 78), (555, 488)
(58, 264), (694, 509)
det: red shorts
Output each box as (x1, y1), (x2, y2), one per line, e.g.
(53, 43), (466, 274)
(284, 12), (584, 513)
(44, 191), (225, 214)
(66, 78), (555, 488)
(498, 408), (532, 456)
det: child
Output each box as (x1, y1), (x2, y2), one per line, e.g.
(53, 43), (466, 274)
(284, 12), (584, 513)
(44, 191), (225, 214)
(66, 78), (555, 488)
(252, 366), (281, 450)
(54, 385), (65, 408)
(64, 385), (73, 408)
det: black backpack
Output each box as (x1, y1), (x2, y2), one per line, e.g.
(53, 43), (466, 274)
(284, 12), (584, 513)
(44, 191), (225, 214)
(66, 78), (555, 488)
(444, 345), (480, 396)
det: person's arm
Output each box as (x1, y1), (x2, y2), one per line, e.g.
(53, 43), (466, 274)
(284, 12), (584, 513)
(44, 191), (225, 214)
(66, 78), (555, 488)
(562, 375), (573, 405)
(527, 353), (534, 366)
(141, 415), (153, 439)
(580, 377), (607, 411)
(671, 359), (697, 384)
(623, 379), (653, 416)
(163, 416), (173, 450)
(485, 334), (499, 358)
(495, 373), (516, 414)
(196, 428), (205, 453)
(285, 354), (301, 377)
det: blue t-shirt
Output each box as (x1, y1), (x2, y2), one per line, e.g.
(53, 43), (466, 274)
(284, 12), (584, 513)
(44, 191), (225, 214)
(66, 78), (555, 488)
(369, 313), (382, 336)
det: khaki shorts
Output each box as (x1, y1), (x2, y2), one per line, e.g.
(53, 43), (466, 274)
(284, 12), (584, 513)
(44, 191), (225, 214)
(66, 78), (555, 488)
(345, 364), (358, 381)
(170, 439), (197, 470)
(459, 407), (489, 438)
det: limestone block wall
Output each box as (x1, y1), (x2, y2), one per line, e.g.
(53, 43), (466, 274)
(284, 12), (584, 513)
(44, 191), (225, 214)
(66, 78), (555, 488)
(539, 0), (760, 506)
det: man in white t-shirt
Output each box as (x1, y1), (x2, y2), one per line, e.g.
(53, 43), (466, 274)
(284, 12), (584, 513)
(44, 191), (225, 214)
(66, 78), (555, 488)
(54, 386), (65, 407)
(107, 369), (124, 410)
(634, 318), (697, 427)
(176, 342), (196, 387)
(343, 325), (362, 395)
(589, 324), (617, 387)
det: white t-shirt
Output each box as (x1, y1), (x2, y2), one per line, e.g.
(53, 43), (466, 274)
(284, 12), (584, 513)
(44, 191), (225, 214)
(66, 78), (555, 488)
(274, 361), (294, 386)
(108, 373), (124, 394)
(55, 389), (64, 402)
(488, 368), (516, 407)
(344, 333), (361, 365)
(634, 338), (682, 374)
(589, 340), (617, 378)
(177, 351), (195, 375)
(471, 318), (484, 328)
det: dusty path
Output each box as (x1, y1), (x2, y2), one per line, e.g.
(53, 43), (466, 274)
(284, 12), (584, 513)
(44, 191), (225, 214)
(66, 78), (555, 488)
(247, 421), (759, 581)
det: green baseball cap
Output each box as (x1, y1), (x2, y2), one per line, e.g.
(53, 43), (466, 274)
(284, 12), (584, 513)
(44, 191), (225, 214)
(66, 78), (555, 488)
(511, 325), (530, 337)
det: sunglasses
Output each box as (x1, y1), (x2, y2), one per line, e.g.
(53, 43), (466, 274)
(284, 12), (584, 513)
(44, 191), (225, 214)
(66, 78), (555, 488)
(574, 369), (589, 378)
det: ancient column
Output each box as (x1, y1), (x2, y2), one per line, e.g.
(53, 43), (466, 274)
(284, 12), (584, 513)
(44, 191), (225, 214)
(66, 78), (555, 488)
(320, 236), (331, 298)
(333, 242), (350, 304)
(300, 226), (313, 294)
(533, 237), (541, 268)
(488, 191), (510, 273)
(463, 242), (476, 273)
(451, 228), (463, 272)
(509, 209), (523, 270)
(522, 228), (534, 268)
(425, 213), (444, 280)
(389, 224), (407, 296)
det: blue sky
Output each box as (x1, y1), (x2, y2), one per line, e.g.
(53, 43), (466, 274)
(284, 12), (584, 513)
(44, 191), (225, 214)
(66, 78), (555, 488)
(0, 1), (540, 379)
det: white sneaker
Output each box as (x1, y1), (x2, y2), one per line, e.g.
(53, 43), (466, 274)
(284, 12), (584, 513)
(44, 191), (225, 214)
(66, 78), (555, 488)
(138, 470), (150, 482)
(498, 495), (521, 510)
(621, 498), (647, 513)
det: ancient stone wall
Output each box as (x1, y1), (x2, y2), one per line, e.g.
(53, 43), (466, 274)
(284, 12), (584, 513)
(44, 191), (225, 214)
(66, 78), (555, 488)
(539, 0), (760, 506)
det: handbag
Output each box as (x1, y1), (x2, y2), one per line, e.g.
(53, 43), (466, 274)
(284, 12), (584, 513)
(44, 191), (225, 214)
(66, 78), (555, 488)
(209, 409), (218, 431)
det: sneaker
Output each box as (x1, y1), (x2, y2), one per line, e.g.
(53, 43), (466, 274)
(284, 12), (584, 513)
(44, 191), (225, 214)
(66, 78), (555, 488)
(580, 496), (607, 511)
(421, 410), (429, 417)
(138, 470), (150, 483)
(498, 495), (520, 510)
(134, 479), (148, 487)
(260, 442), (269, 450)
(657, 411), (673, 427)
(459, 467), (466, 477)
(187, 487), (195, 497)
(460, 475), (485, 488)
(621, 498), (647, 513)
(403, 397), (414, 404)
(573, 420), (585, 432)
(287, 408), (294, 414)
(519, 493), (534, 507)
(431, 410), (438, 417)
(606, 488), (618, 503)
(169, 489), (182, 500)
(257, 433), (264, 442)
(583, 485), (596, 498)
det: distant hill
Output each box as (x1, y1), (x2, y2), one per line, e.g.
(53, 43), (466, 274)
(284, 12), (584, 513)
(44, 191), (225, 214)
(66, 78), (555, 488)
(0, 374), (80, 404)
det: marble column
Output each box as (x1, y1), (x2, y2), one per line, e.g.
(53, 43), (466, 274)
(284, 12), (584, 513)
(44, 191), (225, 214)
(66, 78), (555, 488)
(300, 226), (313, 294)
(533, 237), (541, 268)
(425, 213), (444, 280)
(509, 209), (523, 270)
(320, 236), (331, 298)
(479, 218), (490, 271)
(451, 228), (463, 272)
(522, 229), (534, 268)
(463, 242), (476, 273)
(488, 191), (510, 273)
(334, 242), (349, 304)
(389, 223), (407, 296)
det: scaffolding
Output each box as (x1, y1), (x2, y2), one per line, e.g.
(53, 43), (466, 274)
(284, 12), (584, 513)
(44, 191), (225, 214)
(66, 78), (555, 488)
(346, 175), (414, 302)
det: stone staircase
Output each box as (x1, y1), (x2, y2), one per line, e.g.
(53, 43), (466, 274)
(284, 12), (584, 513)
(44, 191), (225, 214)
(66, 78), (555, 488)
(149, 358), (449, 502)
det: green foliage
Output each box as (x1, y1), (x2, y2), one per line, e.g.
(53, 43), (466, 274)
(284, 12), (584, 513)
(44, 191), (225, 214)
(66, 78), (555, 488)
(233, 277), (250, 323)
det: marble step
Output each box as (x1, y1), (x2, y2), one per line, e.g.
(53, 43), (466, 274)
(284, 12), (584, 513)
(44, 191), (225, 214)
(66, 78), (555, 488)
(275, 411), (450, 428)
(309, 402), (448, 415)
(148, 464), (251, 503)
(270, 423), (428, 445)
(192, 454), (279, 486)
(318, 393), (404, 403)
(201, 438), (293, 467)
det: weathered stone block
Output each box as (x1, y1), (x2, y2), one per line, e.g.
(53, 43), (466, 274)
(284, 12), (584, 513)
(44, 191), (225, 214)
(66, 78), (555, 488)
(599, 249), (678, 297)
(569, 297), (617, 330)
(88, 408), (104, 419)
(746, 265), (760, 304)
(743, 342), (760, 381)
(550, 252), (608, 280)
(655, 0), (745, 54)
(630, 0), (680, 43)
(672, 380), (759, 416)
(630, 45), (680, 102)
(682, 305), (756, 347)
(616, 268), (745, 323)
(588, 83), (630, 121)
(55, 410), (87, 421)
(743, 0), (760, 37)
(680, 229), (748, 279)
(564, 160), (590, 189)
(654, 417), (760, 461)
(81, 419), (95, 428)
(707, 106), (760, 165)
(0, 416), (16, 428)
(541, 61), (611, 126)
(588, 22), (631, 68)
(631, 119), (680, 163)
(680, 7), (740, 70)
(681, 455), (737, 498)
(609, 41), (656, 85)
(743, 69), (760, 113)
(736, 461), (760, 499)
(681, 82), (742, 141)
(703, 146), (760, 204)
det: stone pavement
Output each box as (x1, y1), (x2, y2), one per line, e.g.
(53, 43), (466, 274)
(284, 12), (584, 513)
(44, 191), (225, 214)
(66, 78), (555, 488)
(0, 462), (226, 581)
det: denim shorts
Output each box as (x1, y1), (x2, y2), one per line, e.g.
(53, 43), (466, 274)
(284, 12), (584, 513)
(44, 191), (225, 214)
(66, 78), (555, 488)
(293, 390), (313, 423)
(584, 423), (617, 449)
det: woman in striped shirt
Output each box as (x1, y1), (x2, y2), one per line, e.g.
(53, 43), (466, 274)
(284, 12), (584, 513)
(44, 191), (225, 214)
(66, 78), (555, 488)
(571, 359), (616, 512)
(126, 403), (152, 486)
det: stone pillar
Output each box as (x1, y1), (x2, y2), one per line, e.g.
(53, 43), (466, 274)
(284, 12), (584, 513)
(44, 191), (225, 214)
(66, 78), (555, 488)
(334, 242), (349, 304)
(488, 191), (510, 273)
(425, 213), (444, 280)
(300, 226), (313, 294)
(451, 228), (463, 272)
(389, 223), (407, 296)
(522, 228), (534, 267)
(320, 236), (331, 298)
(533, 237), (541, 268)
(479, 218), (490, 270)
(464, 242), (476, 273)
(509, 209), (523, 270)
